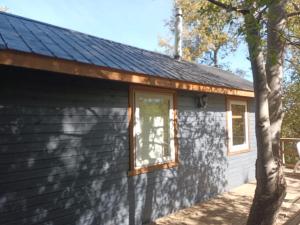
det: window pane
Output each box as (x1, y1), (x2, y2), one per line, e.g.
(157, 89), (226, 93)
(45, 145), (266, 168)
(231, 104), (246, 146)
(134, 92), (173, 167)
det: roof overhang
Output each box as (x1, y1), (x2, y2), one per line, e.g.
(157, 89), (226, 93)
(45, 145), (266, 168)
(0, 50), (254, 98)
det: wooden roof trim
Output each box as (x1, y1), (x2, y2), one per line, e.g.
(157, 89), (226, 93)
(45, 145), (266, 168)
(0, 50), (254, 97)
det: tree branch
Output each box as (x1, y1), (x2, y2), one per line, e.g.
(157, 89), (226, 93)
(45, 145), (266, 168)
(287, 2), (300, 18)
(292, 2), (299, 11)
(287, 11), (300, 18)
(256, 6), (268, 21)
(207, 0), (250, 14)
(278, 32), (300, 49)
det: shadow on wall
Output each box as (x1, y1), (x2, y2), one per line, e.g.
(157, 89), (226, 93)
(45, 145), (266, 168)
(0, 67), (228, 225)
(131, 94), (229, 224)
(0, 69), (130, 225)
(178, 102), (228, 199)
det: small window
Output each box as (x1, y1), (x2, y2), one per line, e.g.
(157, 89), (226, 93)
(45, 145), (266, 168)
(227, 98), (249, 154)
(129, 87), (178, 175)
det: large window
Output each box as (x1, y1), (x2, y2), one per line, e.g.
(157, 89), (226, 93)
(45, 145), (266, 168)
(227, 98), (249, 154)
(129, 87), (178, 175)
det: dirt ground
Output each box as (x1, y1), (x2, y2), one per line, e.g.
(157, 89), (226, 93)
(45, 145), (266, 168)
(150, 169), (300, 225)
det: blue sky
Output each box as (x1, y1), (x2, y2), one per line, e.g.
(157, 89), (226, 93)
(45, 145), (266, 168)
(2, 0), (251, 79)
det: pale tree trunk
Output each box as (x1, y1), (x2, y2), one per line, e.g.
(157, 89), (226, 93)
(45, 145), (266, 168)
(213, 47), (219, 67)
(266, 0), (286, 159)
(264, 0), (287, 221)
(209, 46), (220, 67)
(244, 2), (287, 223)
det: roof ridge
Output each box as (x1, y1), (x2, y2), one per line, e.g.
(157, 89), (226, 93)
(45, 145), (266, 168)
(0, 11), (174, 61)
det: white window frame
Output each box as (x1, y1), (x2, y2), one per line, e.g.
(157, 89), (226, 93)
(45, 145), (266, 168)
(227, 99), (249, 154)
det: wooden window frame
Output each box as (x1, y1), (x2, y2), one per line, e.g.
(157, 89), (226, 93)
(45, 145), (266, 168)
(226, 97), (250, 156)
(128, 85), (179, 176)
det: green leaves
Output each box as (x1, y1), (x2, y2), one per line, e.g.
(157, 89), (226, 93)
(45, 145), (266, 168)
(160, 0), (240, 65)
(161, 0), (299, 68)
(283, 80), (300, 137)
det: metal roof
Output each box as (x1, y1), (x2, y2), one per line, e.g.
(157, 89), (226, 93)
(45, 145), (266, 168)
(0, 12), (253, 91)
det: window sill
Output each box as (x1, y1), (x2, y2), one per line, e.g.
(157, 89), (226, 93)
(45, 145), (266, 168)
(128, 161), (178, 176)
(227, 148), (251, 156)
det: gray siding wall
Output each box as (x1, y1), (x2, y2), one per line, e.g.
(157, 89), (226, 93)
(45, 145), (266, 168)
(0, 67), (256, 225)
(177, 91), (256, 191)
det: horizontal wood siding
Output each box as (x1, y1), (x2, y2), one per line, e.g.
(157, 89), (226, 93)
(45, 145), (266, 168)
(0, 66), (256, 225)
(0, 68), (130, 225)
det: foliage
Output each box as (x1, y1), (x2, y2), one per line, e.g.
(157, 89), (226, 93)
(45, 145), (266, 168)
(160, 1), (300, 71)
(285, 2), (300, 80)
(159, 0), (240, 67)
(281, 2), (300, 139)
(283, 5), (300, 138)
(282, 76), (300, 138)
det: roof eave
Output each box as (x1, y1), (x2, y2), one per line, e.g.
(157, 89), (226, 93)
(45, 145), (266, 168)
(0, 50), (254, 98)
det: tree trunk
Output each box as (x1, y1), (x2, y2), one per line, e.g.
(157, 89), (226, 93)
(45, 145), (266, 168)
(266, 0), (286, 159)
(245, 9), (286, 225)
(265, 0), (287, 222)
(213, 47), (219, 67)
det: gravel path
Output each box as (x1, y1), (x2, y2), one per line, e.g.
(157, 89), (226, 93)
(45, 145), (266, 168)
(150, 169), (300, 225)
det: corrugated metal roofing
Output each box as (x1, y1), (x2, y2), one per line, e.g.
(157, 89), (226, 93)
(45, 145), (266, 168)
(0, 12), (253, 91)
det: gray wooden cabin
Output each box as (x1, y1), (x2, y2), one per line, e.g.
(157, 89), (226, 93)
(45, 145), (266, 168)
(0, 12), (257, 225)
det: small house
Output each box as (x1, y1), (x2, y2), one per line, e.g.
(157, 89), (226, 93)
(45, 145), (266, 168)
(0, 12), (256, 225)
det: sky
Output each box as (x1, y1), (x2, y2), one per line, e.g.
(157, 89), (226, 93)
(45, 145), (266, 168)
(1, 0), (251, 79)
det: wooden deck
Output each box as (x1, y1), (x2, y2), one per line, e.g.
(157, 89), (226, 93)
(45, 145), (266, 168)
(150, 168), (300, 225)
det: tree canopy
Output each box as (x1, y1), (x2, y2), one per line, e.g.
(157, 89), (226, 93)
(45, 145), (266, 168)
(283, 73), (300, 138)
(160, 0), (300, 70)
